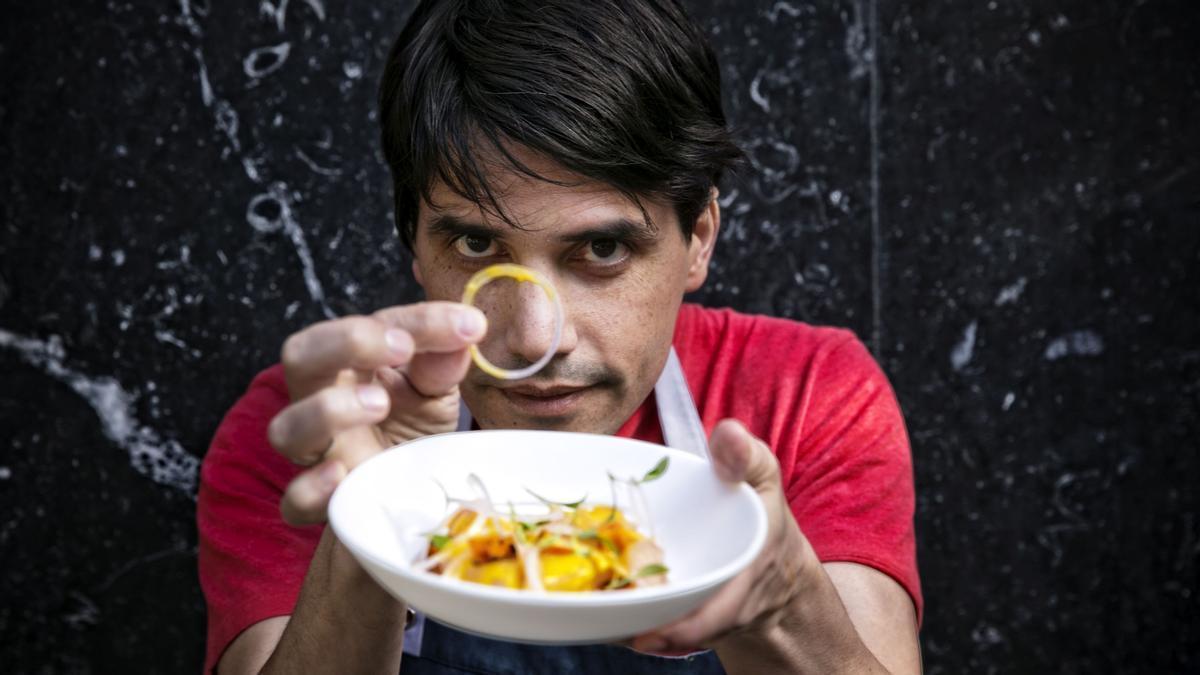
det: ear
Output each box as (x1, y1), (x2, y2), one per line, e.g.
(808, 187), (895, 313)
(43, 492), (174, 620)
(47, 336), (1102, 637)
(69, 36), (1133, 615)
(410, 201), (429, 289)
(684, 188), (721, 292)
(411, 257), (425, 288)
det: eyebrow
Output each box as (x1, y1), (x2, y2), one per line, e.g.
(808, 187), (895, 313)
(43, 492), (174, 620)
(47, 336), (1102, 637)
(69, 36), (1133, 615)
(558, 217), (659, 244)
(427, 215), (504, 241)
(426, 214), (659, 244)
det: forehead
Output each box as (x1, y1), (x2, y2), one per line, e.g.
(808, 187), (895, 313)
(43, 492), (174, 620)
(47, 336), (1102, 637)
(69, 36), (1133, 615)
(419, 148), (674, 234)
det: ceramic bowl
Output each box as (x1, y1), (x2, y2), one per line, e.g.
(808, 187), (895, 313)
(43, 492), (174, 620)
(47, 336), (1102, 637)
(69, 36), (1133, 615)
(328, 429), (767, 644)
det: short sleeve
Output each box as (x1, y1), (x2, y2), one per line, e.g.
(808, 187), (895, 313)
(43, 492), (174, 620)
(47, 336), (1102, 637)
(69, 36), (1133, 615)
(197, 366), (323, 673)
(784, 337), (923, 624)
(673, 306), (922, 623)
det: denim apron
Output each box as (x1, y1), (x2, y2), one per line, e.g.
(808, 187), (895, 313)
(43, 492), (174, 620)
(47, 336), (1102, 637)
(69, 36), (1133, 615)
(398, 348), (726, 674)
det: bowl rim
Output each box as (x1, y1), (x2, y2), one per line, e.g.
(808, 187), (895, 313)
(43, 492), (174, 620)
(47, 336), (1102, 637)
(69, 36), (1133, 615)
(329, 429), (769, 608)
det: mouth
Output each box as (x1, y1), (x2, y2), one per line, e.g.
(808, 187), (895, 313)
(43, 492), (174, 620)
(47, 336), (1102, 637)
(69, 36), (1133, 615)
(498, 383), (592, 418)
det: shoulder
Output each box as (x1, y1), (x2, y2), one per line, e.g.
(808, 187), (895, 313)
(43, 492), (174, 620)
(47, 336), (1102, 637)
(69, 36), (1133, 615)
(673, 303), (863, 393)
(221, 364), (290, 427)
(672, 303), (893, 450)
(675, 303), (857, 357)
(200, 364), (296, 498)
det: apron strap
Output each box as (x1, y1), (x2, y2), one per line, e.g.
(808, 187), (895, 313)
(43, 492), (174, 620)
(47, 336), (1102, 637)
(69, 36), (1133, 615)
(653, 347), (710, 461)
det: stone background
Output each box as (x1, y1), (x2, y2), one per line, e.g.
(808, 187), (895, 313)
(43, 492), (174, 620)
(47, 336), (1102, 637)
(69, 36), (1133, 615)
(1, 0), (1196, 672)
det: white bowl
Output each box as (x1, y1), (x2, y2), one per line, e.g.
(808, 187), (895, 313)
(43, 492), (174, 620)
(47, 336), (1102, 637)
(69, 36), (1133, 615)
(328, 429), (767, 644)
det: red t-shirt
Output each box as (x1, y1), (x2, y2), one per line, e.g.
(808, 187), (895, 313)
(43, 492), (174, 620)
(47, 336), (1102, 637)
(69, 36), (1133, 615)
(197, 304), (922, 672)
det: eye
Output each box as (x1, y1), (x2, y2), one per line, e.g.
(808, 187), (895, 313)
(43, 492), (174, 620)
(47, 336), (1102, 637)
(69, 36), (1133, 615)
(454, 234), (498, 258)
(581, 239), (628, 265)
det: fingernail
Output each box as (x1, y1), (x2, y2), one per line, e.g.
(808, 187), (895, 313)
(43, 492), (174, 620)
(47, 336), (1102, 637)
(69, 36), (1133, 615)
(356, 385), (389, 411)
(457, 309), (486, 338)
(385, 329), (412, 359)
(714, 422), (749, 480)
(719, 452), (748, 481)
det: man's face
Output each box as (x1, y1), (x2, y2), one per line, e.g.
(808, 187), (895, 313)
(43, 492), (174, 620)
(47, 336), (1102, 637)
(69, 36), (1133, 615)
(411, 150), (718, 434)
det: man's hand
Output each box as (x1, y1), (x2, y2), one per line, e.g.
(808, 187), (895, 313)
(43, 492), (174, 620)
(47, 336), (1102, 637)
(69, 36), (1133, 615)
(229, 303), (486, 674)
(267, 301), (487, 525)
(631, 420), (912, 674)
(630, 419), (815, 652)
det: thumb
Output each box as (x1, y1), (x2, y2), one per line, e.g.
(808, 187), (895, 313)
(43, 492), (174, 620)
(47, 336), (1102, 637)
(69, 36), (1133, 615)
(708, 419), (780, 490)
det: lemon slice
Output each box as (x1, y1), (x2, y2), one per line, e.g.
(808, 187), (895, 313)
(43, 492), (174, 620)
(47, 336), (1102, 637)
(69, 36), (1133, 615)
(461, 263), (564, 380)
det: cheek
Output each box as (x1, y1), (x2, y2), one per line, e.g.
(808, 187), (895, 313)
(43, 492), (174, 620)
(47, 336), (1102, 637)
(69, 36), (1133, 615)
(416, 258), (472, 302)
(577, 278), (678, 362)
(426, 278), (459, 302)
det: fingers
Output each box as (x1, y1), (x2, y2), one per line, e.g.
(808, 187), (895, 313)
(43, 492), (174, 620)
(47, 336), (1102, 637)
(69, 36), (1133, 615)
(272, 302), (488, 527)
(708, 419), (780, 489)
(373, 301), (487, 353)
(374, 303), (484, 398)
(375, 366), (463, 433)
(283, 316), (415, 400)
(269, 382), (391, 465)
(632, 570), (756, 653)
(281, 303), (487, 401)
(281, 459), (347, 526)
(403, 350), (474, 399)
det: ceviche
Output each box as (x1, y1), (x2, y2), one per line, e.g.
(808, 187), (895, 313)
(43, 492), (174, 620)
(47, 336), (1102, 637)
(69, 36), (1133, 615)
(415, 457), (670, 592)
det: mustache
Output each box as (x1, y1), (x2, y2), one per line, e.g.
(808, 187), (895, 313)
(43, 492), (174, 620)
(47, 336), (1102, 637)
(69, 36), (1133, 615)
(468, 355), (624, 389)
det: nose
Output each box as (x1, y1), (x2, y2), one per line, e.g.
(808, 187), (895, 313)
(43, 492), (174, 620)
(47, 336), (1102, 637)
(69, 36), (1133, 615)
(504, 278), (575, 367)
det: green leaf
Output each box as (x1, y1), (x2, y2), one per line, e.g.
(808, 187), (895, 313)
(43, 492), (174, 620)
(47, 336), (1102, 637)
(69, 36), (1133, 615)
(605, 563), (669, 590)
(576, 529), (598, 539)
(430, 534), (451, 551)
(639, 456), (670, 484)
(606, 576), (632, 590)
(525, 488), (587, 509)
(635, 563), (669, 578)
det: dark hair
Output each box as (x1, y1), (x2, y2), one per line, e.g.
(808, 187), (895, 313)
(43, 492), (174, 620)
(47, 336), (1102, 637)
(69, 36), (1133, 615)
(378, 0), (743, 248)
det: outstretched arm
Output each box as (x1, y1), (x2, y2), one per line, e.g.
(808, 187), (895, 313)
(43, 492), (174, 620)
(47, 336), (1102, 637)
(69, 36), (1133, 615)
(219, 528), (408, 675)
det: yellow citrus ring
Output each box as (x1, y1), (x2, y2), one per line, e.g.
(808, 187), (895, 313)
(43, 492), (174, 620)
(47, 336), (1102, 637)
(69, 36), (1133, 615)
(460, 263), (564, 380)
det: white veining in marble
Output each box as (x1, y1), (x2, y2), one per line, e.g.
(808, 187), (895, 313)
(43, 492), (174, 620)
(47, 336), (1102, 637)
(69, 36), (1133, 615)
(0, 329), (200, 496)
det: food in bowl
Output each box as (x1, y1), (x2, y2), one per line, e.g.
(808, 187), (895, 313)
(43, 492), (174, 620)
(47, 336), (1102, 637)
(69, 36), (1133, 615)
(414, 457), (671, 592)
(329, 431), (768, 644)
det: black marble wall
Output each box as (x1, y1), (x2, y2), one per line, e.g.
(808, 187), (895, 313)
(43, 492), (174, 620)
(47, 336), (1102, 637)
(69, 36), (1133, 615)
(1, 1), (1196, 672)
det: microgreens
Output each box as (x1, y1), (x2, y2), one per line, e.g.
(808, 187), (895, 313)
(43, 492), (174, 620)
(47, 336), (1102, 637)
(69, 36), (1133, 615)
(640, 456), (669, 483)
(605, 563), (670, 590)
(525, 488), (588, 509)
(603, 456), (669, 525)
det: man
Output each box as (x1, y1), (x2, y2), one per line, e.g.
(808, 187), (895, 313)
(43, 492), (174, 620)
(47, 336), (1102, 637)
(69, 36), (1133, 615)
(198, 0), (922, 672)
